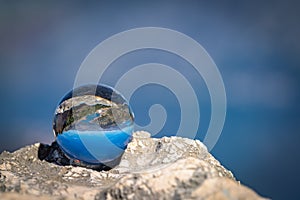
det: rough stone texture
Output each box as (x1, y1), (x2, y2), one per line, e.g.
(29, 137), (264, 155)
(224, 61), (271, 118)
(0, 131), (268, 200)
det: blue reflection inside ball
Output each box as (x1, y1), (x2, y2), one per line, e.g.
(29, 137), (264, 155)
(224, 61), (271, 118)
(53, 84), (134, 165)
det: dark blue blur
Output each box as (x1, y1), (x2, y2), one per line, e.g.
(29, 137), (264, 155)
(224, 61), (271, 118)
(0, 1), (299, 199)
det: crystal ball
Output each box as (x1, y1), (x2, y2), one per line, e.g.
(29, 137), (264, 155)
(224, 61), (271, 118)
(53, 84), (134, 166)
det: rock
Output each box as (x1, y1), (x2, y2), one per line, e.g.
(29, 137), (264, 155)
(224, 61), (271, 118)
(0, 131), (268, 200)
(190, 178), (266, 200)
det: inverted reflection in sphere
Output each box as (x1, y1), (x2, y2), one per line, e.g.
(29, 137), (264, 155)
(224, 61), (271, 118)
(53, 84), (134, 166)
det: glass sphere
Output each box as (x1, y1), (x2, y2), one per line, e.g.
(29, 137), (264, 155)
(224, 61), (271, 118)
(53, 84), (134, 166)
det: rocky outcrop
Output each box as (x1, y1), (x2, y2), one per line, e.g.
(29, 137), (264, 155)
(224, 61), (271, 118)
(0, 131), (267, 199)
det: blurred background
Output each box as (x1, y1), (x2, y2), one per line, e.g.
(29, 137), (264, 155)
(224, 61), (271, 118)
(0, 1), (299, 199)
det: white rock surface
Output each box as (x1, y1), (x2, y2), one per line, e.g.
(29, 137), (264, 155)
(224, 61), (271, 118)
(0, 131), (268, 200)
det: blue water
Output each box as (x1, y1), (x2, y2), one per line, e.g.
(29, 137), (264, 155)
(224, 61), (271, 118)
(85, 112), (100, 122)
(56, 126), (133, 164)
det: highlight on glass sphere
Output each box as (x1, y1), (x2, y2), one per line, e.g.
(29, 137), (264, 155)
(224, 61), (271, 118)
(53, 84), (134, 167)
